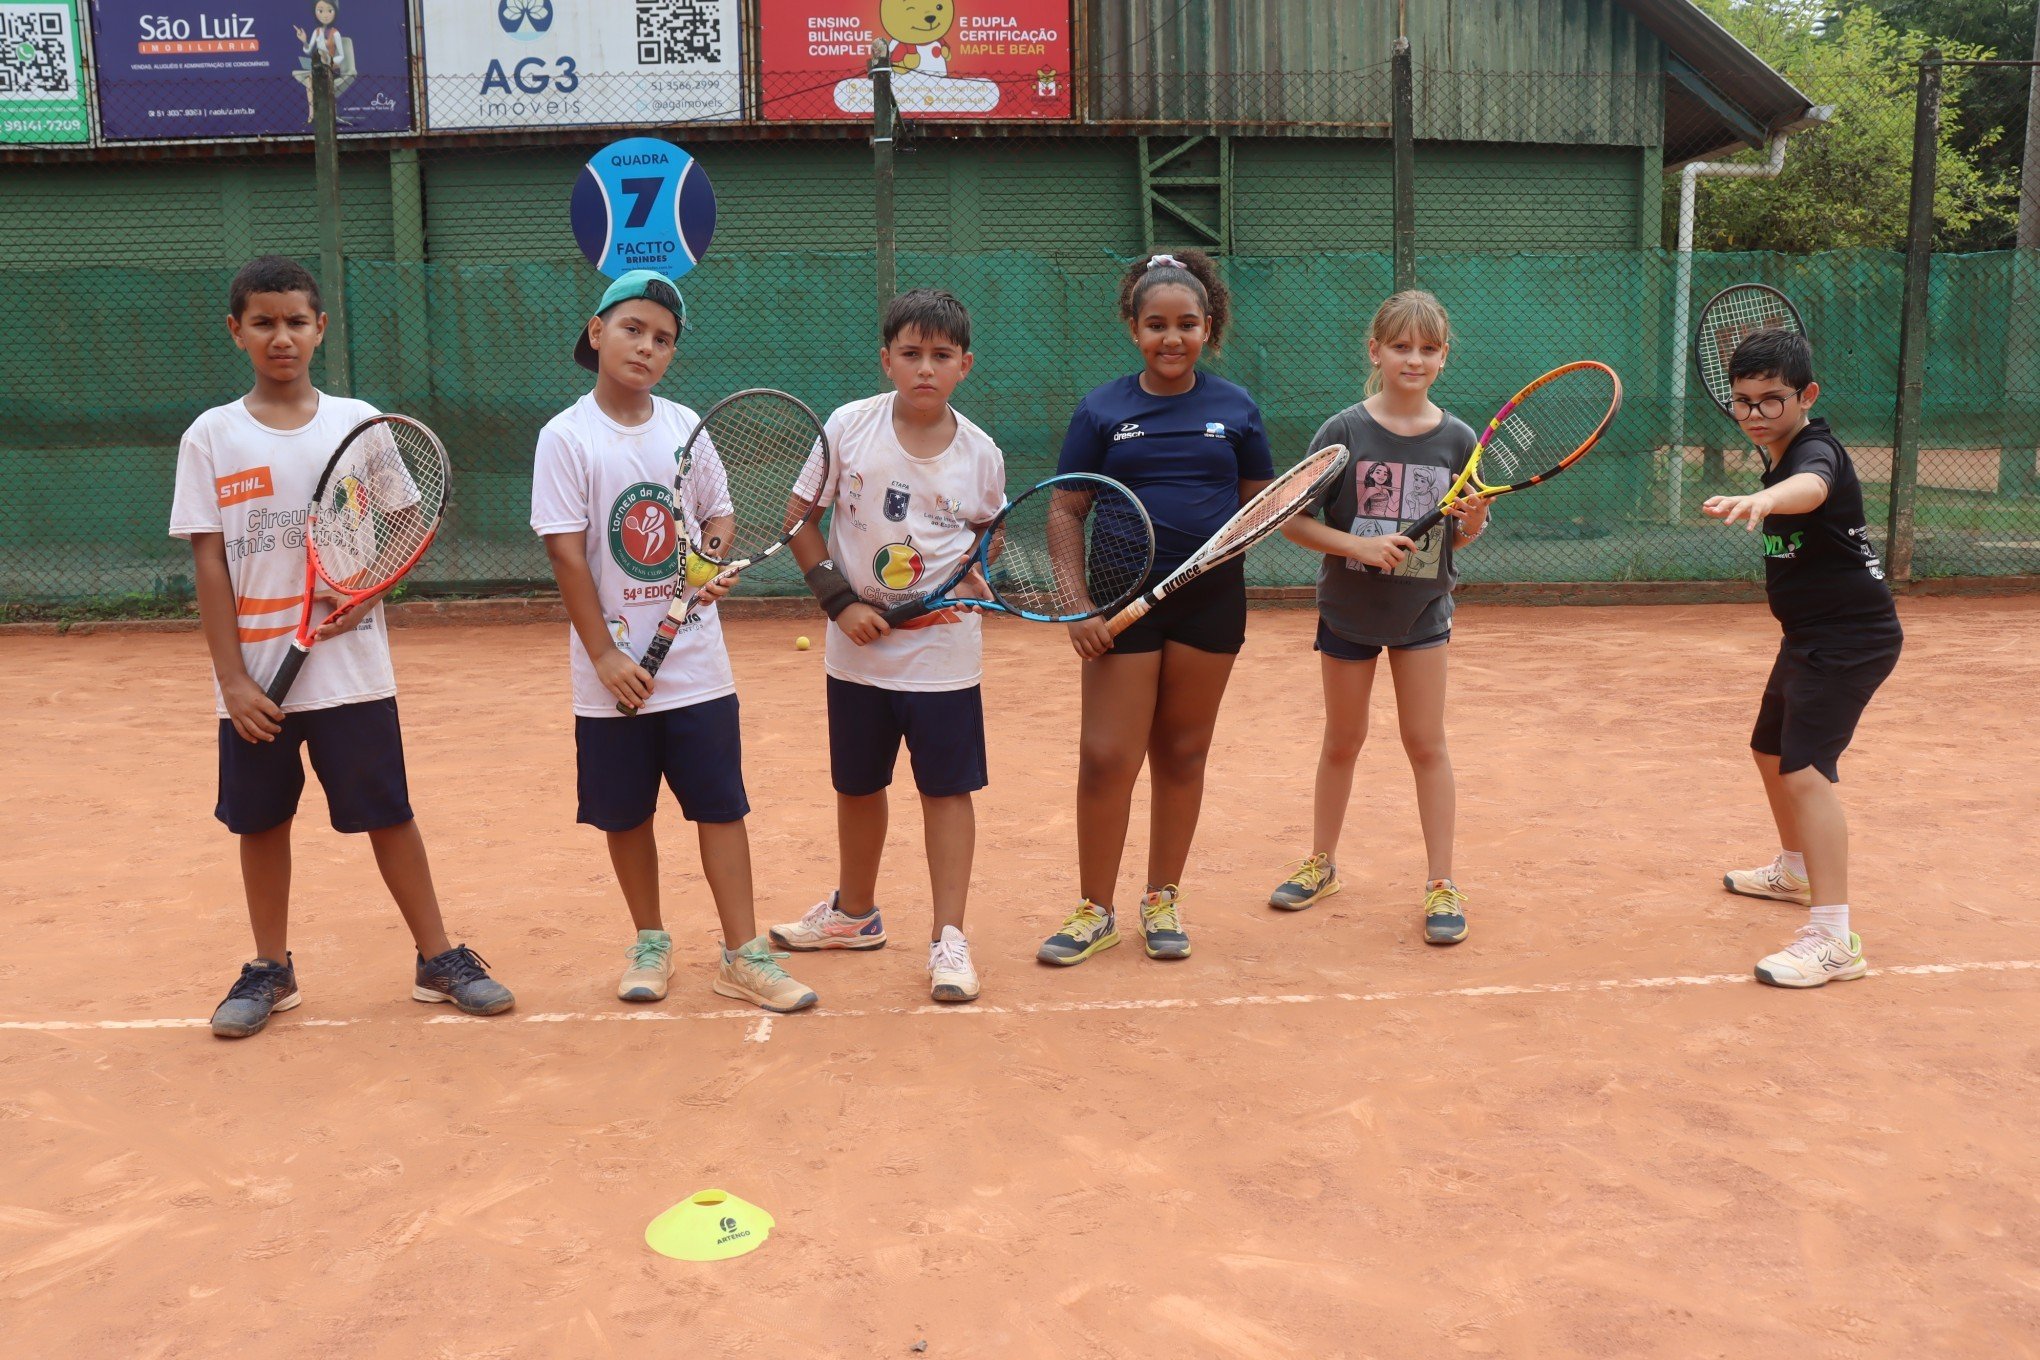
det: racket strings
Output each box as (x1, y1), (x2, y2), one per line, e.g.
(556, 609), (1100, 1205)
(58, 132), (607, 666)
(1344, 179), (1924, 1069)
(1202, 444), (1347, 562)
(312, 420), (448, 590)
(1697, 288), (1803, 406)
(1482, 368), (1620, 487)
(691, 392), (828, 565)
(985, 480), (1152, 620)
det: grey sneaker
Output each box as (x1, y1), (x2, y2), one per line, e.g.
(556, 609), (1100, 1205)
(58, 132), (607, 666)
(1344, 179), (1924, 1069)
(211, 955), (301, 1039)
(1139, 886), (1191, 960)
(413, 945), (514, 1016)
(1423, 880), (1468, 945)
(1270, 853), (1341, 911)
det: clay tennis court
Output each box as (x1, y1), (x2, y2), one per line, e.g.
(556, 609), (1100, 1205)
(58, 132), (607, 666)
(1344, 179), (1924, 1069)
(3, 596), (2036, 1356)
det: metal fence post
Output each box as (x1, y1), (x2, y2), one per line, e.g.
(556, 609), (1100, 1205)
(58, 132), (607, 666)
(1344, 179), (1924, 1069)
(1887, 51), (1942, 586)
(1391, 37), (1416, 292)
(871, 43), (898, 323)
(312, 49), (351, 398)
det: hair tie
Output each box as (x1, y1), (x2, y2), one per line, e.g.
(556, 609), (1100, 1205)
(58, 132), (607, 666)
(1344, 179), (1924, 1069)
(1145, 253), (1184, 271)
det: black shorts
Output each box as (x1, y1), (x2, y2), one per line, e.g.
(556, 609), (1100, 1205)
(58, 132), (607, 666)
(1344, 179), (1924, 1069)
(1314, 618), (1451, 662)
(575, 694), (750, 831)
(1111, 557), (1247, 656)
(828, 676), (988, 798)
(1751, 634), (1901, 782)
(216, 696), (414, 836)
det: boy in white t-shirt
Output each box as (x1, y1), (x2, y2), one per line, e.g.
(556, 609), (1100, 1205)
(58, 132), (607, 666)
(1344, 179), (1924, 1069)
(169, 256), (514, 1039)
(532, 270), (816, 1014)
(775, 289), (1006, 1002)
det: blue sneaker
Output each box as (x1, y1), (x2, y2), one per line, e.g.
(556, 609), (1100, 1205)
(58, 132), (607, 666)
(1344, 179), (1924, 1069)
(211, 955), (301, 1039)
(413, 944), (515, 1015)
(1140, 885), (1192, 960)
(1038, 900), (1119, 966)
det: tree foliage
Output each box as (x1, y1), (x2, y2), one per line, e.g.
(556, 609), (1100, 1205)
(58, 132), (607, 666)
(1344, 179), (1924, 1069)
(1675, 2), (2022, 250)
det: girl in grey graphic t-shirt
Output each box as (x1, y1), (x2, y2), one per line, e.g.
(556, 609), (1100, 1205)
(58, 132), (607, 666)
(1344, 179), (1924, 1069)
(1270, 290), (1493, 945)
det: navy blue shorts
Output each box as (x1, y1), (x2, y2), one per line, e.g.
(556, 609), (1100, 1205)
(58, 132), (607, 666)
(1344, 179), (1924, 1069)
(1112, 558), (1247, 656)
(576, 694), (750, 831)
(827, 676), (987, 798)
(216, 696), (413, 836)
(1314, 618), (1452, 662)
(1751, 634), (1901, 782)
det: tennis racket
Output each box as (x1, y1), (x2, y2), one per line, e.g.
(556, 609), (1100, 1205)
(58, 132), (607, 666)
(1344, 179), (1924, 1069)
(1694, 283), (1807, 412)
(620, 388), (828, 715)
(1402, 362), (1623, 540)
(1105, 443), (1350, 638)
(264, 414), (450, 706)
(878, 473), (1155, 627)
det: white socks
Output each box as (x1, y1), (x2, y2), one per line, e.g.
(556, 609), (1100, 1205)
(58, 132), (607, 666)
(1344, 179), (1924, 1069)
(1808, 903), (1850, 940)
(1779, 849), (1807, 879)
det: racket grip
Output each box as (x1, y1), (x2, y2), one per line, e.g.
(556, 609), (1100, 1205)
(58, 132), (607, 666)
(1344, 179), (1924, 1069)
(1403, 507), (1448, 540)
(264, 643), (311, 707)
(880, 598), (933, 628)
(1104, 594), (1154, 639)
(616, 620), (680, 716)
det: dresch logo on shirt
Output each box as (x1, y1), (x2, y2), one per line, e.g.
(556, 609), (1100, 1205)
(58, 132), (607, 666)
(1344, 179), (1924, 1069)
(1112, 422), (1144, 442)
(608, 482), (679, 583)
(215, 467), (273, 506)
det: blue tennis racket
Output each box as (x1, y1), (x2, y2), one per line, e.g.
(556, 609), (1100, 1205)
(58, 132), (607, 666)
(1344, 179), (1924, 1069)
(879, 473), (1155, 627)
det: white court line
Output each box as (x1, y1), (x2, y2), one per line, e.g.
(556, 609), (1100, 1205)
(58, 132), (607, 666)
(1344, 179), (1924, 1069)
(0, 960), (2034, 1035)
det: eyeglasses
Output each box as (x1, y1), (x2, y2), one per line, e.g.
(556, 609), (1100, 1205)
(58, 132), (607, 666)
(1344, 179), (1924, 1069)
(1723, 390), (1802, 420)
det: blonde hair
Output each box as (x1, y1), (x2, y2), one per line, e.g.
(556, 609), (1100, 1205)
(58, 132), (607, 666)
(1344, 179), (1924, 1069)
(1364, 290), (1452, 397)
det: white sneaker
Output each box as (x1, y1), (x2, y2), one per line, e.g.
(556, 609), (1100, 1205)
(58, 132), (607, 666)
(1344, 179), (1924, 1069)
(1755, 926), (1867, 989)
(1724, 856), (1812, 906)
(768, 893), (888, 951)
(617, 929), (673, 1002)
(929, 925), (980, 1003)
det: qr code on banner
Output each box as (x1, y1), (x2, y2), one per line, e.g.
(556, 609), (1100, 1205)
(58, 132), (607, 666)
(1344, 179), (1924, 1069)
(0, 7), (76, 99)
(637, 0), (723, 65)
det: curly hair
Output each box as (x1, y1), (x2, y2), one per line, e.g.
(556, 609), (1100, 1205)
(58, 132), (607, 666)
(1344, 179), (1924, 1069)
(1117, 248), (1230, 351)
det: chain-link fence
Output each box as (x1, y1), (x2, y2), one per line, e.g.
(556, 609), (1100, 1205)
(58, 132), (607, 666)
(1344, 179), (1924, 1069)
(1, 53), (2035, 611)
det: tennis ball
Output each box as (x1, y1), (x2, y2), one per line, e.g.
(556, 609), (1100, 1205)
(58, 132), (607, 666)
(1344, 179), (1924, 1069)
(795, 635), (811, 651)
(684, 552), (720, 589)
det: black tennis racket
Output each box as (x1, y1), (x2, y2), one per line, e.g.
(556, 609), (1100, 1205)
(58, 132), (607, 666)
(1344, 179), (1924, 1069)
(622, 389), (828, 714)
(878, 473), (1155, 627)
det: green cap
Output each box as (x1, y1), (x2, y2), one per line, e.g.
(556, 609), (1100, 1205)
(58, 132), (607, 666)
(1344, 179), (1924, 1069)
(574, 269), (689, 373)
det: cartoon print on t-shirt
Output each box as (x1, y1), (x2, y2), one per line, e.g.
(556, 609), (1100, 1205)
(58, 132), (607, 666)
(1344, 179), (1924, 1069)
(1355, 460), (1402, 519)
(1402, 464), (1452, 526)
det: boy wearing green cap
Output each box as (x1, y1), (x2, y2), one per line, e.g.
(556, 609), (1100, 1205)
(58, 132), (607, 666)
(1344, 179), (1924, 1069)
(531, 270), (817, 1014)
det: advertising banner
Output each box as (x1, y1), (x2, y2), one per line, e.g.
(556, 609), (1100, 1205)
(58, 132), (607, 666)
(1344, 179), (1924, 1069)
(89, 0), (414, 141)
(421, 0), (742, 131)
(0, 2), (90, 144)
(759, 2), (1072, 121)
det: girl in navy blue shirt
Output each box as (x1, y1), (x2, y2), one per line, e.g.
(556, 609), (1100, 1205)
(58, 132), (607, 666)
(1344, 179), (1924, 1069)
(1036, 250), (1275, 968)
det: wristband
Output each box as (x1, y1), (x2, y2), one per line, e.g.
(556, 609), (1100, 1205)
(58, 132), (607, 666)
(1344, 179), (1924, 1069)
(804, 559), (860, 620)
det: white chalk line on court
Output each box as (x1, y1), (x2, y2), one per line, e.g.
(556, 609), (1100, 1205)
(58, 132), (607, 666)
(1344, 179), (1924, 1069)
(1, 959), (2034, 1034)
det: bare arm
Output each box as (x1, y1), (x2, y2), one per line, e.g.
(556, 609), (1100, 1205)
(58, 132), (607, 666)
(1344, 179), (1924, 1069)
(192, 533), (284, 743)
(1280, 511), (1416, 571)
(544, 533), (651, 709)
(1703, 472), (1829, 531)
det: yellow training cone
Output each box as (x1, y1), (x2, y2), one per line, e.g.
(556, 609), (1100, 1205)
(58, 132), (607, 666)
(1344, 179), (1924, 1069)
(645, 1189), (774, 1261)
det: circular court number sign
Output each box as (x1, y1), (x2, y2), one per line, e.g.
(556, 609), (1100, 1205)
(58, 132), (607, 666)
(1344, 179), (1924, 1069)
(570, 137), (717, 280)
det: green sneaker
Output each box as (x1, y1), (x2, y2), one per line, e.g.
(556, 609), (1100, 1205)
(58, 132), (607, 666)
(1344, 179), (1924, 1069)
(1140, 885), (1191, 960)
(1037, 900), (1120, 966)
(1269, 852), (1340, 911)
(1423, 879), (1468, 946)
(618, 929), (674, 1002)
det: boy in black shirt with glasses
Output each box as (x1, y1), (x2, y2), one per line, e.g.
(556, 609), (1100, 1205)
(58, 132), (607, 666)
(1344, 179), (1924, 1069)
(1702, 329), (1901, 989)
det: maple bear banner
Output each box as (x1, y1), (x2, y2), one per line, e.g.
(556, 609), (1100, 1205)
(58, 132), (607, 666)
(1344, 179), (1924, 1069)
(759, 1), (1071, 121)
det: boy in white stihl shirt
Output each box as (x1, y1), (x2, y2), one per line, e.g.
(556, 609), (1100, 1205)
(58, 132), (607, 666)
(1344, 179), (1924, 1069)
(171, 255), (513, 1038)
(532, 270), (816, 1014)
(776, 289), (1006, 1002)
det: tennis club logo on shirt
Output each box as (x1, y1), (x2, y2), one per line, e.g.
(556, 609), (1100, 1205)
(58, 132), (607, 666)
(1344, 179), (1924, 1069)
(882, 483), (911, 522)
(1763, 530), (1805, 559)
(215, 466), (273, 506)
(872, 541), (925, 592)
(845, 471), (864, 498)
(1204, 422), (1227, 438)
(1112, 421), (1144, 442)
(335, 475), (370, 529)
(608, 481), (679, 583)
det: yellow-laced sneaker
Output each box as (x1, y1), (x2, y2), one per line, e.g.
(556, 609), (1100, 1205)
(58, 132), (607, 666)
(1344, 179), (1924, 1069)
(1140, 885), (1191, 960)
(1423, 879), (1468, 945)
(1037, 900), (1119, 966)
(1269, 853), (1341, 911)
